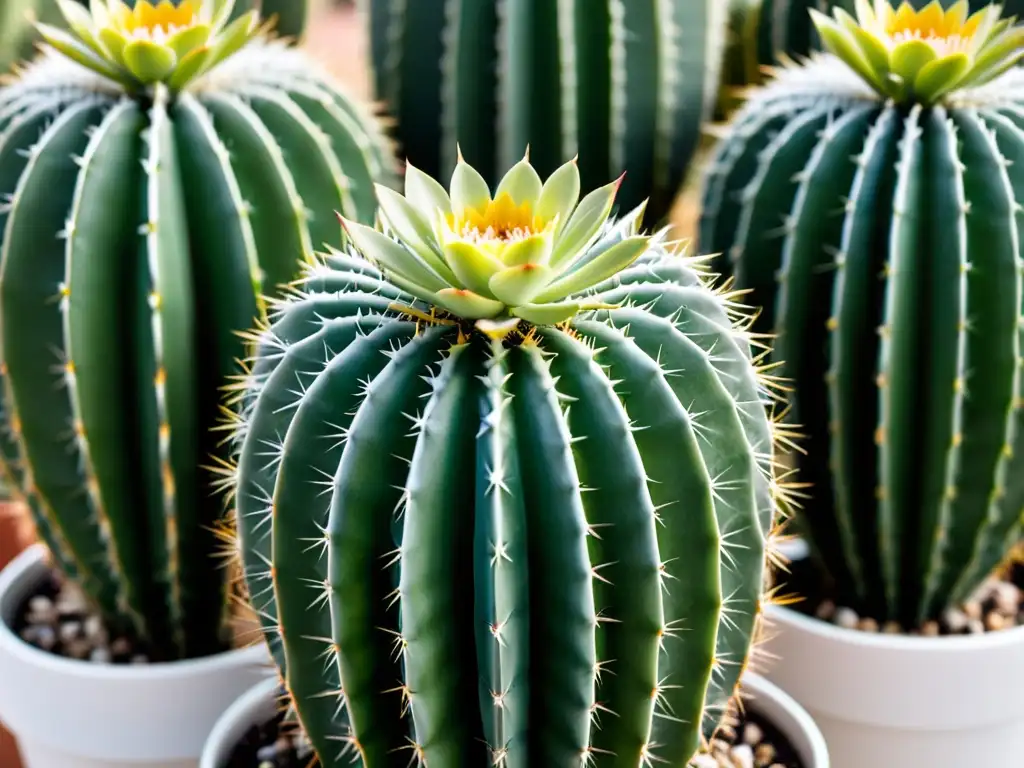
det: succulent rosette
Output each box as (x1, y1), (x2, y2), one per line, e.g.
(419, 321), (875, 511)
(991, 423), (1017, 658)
(36, 0), (258, 90)
(811, 0), (1024, 103)
(340, 151), (654, 335)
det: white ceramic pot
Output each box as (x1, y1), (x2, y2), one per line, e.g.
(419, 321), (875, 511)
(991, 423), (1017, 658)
(201, 672), (829, 767)
(761, 604), (1024, 768)
(0, 544), (275, 768)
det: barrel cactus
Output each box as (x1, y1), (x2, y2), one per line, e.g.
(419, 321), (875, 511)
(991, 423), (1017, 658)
(722, 0), (1022, 100)
(0, 0), (393, 661)
(365, 0), (729, 226)
(230, 153), (788, 766)
(700, 0), (1024, 628)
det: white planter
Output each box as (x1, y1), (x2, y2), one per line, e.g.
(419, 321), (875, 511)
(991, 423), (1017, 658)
(0, 544), (275, 768)
(761, 604), (1024, 768)
(201, 672), (829, 768)
(200, 676), (280, 768)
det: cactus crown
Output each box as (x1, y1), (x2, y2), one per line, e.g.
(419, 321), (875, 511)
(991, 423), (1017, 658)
(810, 0), (1024, 104)
(34, 0), (260, 91)
(340, 151), (654, 337)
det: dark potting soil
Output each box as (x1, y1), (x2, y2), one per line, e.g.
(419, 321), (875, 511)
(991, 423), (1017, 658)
(225, 701), (805, 768)
(223, 697), (313, 768)
(775, 550), (1024, 637)
(10, 566), (157, 664)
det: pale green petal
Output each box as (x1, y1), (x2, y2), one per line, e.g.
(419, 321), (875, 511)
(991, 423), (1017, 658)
(511, 301), (582, 325)
(443, 241), (503, 298)
(122, 39), (177, 84)
(202, 10), (257, 74)
(536, 236), (651, 303)
(890, 38), (938, 86)
(167, 46), (211, 91)
(37, 23), (128, 83)
(405, 163), (452, 220)
(810, 9), (886, 91)
(341, 218), (449, 293)
(166, 24), (211, 59)
(432, 288), (505, 319)
(549, 176), (621, 269)
(913, 53), (970, 102)
(500, 231), (554, 267)
(98, 27), (127, 67)
(846, 23), (891, 79)
(489, 264), (554, 306)
(375, 185), (455, 284)
(450, 157), (491, 216)
(535, 158), (580, 236)
(495, 156), (543, 205)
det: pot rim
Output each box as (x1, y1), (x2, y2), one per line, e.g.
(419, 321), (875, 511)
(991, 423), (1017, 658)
(201, 676), (281, 768)
(765, 602), (1024, 652)
(741, 671), (830, 767)
(0, 543), (270, 680)
(203, 673), (830, 768)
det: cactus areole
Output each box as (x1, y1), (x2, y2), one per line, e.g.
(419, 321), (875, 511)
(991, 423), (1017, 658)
(0, 0), (392, 661)
(701, 0), (1024, 628)
(232, 154), (787, 767)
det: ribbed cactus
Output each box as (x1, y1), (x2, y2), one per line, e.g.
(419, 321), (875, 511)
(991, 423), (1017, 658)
(364, 0), (729, 226)
(231, 154), (787, 766)
(701, 0), (1024, 627)
(722, 0), (1022, 100)
(0, 0), (392, 661)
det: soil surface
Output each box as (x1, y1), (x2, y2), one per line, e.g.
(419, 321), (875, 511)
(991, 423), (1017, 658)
(775, 552), (1024, 637)
(223, 698), (807, 768)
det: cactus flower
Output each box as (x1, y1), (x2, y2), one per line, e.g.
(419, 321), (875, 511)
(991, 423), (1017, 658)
(811, 0), (1024, 103)
(36, 0), (259, 90)
(341, 150), (653, 331)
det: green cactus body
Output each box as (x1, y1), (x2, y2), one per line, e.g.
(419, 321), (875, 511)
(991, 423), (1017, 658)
(234, 155), (782, 766)
(722, 0), (1023, 102)
(0, 0), (66, 71)
(363, 0), (729, 225)
(235, 0), (310, 39)
(701, 1), (1024, 625)
(0, 0), (392, 660)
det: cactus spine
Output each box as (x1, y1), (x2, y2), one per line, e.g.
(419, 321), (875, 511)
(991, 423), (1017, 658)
(364, 0), (729, 225)
(231, 154), (787, 766)
(0, 0), (393, 660)
(701, 0), (1024, 626)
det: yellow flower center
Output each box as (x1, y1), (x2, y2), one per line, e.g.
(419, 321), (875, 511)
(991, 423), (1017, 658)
(452, 193), (544, 245)
(112, 0), (198, 42)
(880, 1), (980, 56)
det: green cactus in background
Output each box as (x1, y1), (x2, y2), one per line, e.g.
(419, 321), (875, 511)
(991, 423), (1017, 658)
(720, 0), (1022, 112)
(238, 0), (309, 40)
(230, 153), (789, 766)
(0, 0), (66, 72)
(0, 0), (393, 661)
(363, 0), (730, 226)
(700, 0), (1024, 627)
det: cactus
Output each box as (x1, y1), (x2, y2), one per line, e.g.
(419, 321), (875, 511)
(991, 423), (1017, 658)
(230, 153), (789, 766)
(236, 0), (309, 40)
(700, 0), (1024, 627)
(0, 0), (393, 661)
(364, 0), (730, 226)
(0, 0), (67, 72)
(721, 0), (1022, 105)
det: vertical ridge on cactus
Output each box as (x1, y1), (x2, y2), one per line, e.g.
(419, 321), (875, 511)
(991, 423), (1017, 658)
(0, 0), (394, 660)
(700, 0), (1024, 627)
(363, 0), (730, 225)
(230, 152), (791, 766)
